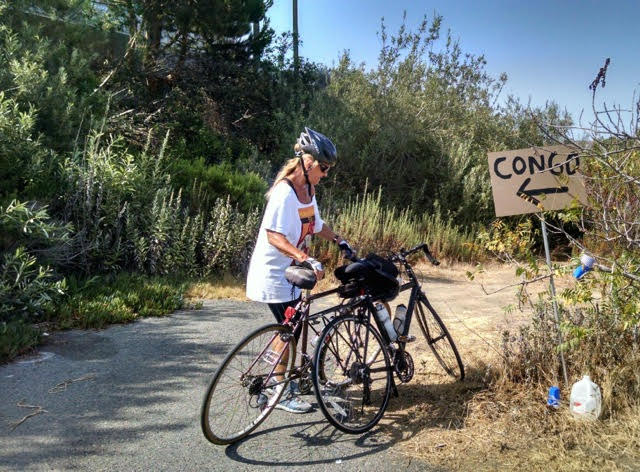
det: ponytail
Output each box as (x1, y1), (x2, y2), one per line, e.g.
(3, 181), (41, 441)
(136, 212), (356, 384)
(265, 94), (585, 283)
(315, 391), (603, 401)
(265, 144), (314, 199)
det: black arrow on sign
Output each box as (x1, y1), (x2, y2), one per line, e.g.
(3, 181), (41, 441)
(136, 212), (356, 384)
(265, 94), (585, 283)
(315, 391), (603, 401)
(516, 177), (569, 207)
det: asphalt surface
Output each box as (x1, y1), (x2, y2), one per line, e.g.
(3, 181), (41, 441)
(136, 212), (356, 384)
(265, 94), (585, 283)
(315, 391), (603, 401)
(0, 300), (438, 471)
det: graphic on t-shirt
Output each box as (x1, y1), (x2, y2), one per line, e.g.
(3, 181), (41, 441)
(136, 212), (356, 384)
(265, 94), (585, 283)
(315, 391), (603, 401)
(296, 205), (315, 251)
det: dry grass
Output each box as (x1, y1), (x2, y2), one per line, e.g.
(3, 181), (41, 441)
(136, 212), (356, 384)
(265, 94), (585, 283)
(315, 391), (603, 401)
(391, 375), (640, 471)
(380, 264), (640, 471)
(184, 273), (248, 301)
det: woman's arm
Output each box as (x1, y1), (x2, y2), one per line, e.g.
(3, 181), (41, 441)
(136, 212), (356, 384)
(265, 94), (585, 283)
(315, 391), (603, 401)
(266, 229), (325, 280)
(266, 230), (308, 263)
(316, 223), (344, 245)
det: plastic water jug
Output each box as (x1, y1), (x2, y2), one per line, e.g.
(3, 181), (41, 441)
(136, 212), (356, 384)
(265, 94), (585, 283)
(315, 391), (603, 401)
(392, 304), (407, 337)
(569, 375), (602, 420)
(374, 303), (397, 341)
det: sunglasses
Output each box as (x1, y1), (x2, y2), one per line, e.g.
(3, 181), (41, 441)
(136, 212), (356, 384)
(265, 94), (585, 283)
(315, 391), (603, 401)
(318, 162), (331, 173)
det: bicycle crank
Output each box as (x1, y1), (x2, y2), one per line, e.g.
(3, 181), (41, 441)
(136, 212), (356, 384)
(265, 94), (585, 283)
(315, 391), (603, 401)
(394, 351), (414, 383)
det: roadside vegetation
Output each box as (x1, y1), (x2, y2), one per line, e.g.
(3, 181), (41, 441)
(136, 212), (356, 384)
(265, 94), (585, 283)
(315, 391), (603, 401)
(1, 2), (638, 469)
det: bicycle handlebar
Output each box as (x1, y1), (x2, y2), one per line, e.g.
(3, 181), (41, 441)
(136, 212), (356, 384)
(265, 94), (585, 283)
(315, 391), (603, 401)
(340, 243), (439, 266)
(399, 243), (440, 266)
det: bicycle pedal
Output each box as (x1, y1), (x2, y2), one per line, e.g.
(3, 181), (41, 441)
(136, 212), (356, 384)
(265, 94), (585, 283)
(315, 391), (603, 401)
(397, 335), (416, 343)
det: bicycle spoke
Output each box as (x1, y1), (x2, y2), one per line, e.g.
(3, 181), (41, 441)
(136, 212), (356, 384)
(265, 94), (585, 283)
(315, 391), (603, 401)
(415, 298), (464, 380)
(201, 324), (295, 444)
(312, 314), (392, 434)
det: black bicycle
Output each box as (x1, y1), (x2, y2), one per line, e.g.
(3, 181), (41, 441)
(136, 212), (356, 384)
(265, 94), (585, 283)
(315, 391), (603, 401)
(310, 243), (464, 434)
(200, 243), (463, 443)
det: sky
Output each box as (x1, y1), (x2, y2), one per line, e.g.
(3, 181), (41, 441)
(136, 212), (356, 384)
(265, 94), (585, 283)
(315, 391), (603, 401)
(267, 0), (640, 127)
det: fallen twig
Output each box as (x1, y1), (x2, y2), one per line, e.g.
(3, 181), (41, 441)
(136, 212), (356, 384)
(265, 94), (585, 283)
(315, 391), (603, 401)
(481, 273), (552, 295)
(9, 400), (48, 432)
(48, 373), (97, 394)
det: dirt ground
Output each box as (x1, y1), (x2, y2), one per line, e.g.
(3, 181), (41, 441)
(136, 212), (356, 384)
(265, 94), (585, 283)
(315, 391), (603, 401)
(361, 262), (626, 472)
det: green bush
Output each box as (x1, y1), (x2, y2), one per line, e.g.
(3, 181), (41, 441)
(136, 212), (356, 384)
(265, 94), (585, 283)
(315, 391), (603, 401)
(0, 247), (66, 323)
(170, 157), (267, 213)
(52, 273), (185, 330)
(0, 93), (49, 201)
(0, 3), (107, 154)
(0, 319), (41, 363)
(62, 130), (261, 276)
(0, 200), (72, 254)
(0, 201), (70, 324)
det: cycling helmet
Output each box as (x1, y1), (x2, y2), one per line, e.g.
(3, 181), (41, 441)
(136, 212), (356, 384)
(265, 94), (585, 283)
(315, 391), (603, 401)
(297, 127), (337, 165)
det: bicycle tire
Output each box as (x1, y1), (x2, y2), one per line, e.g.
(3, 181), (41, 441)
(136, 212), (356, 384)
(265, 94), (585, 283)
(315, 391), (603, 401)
(311, 313), (392, 434)
(200, 323), (296, 445)
(414, 296), (465, 380)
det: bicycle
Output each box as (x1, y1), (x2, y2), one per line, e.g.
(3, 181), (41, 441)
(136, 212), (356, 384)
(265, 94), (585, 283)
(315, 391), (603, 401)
(200, 243), (464, 443)
(311, 243), (464, 434)
(200, 262), (355, 445)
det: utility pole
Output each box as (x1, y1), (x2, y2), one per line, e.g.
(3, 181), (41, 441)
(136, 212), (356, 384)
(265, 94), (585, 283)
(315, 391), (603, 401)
(292, 0), (300, 76)
(292, 0), (300, 108)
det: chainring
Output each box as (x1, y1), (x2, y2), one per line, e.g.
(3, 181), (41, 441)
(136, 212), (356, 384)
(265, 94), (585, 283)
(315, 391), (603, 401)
(394, 351), (414, 383)
(298, 375), (313, 395)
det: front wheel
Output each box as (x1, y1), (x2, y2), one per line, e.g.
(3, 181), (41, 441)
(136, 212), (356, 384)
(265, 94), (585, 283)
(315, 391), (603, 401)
(312, 313), (392, 434)
(200, 323), (296, 445)
(414, 297), (465, 380)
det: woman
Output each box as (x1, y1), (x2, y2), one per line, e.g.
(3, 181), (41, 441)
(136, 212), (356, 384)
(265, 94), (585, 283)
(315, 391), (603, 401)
(246, 127), (352, 413)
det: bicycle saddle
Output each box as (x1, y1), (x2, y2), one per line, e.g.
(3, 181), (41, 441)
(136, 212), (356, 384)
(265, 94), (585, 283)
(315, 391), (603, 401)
(285, 264), (317, 289)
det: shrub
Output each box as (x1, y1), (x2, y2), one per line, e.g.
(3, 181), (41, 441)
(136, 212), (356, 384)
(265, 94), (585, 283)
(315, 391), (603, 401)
(62, 129), (261, 277)
(170, 157), (267, 213)
(0, 93), (48, 201)
(0, 319), (41, 363)
(0, 247), (66, 323)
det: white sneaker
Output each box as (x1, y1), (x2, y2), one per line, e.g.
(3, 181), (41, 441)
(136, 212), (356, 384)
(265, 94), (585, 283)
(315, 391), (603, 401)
(275, 395), (312, 413)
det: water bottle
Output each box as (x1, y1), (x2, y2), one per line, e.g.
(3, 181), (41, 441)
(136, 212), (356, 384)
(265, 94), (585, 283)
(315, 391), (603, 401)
(569, 375), (602, 420)
(374, 303), (397, 341)
(547, 385), (561, 409)
(392, 304), (408, 337)
(573, 254), (595, 279)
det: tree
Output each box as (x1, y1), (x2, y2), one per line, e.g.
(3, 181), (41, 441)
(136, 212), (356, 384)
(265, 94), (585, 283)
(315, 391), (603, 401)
(104, 0), (273, 76)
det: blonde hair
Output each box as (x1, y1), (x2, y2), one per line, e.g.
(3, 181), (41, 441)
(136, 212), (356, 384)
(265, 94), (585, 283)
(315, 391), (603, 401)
(265, 144), (314, 199)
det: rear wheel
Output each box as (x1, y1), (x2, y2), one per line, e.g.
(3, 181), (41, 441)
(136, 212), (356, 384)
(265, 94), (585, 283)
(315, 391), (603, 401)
(200, 323), (295, 444)
(312, 313), (392, 434)
(414, 297), (464, 380)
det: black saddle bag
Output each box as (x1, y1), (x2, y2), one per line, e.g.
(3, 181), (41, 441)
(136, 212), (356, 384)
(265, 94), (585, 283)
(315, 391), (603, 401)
(334, 253), (399, 302)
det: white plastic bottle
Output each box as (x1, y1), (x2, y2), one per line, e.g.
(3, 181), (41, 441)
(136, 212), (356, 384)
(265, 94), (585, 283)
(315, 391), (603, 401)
(374, 303), (397, 341)
(393, 304), (407, 337)
(569, 375), (602, 420)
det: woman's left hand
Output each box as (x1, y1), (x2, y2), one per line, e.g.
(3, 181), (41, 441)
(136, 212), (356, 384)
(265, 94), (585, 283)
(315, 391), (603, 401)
(306, 257), (325, 281)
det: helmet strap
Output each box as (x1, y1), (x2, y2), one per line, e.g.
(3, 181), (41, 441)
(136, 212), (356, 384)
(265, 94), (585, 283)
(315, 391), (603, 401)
(298, 156), (312, 197)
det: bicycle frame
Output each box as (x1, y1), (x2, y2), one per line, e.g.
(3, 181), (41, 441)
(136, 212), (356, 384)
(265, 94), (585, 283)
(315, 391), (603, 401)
(258, 244), (439, 390)
(258, 285), (351, 390)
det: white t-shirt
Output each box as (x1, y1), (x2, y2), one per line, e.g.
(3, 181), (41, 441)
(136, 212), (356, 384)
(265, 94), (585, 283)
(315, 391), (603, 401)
(246, 181), (324, 303)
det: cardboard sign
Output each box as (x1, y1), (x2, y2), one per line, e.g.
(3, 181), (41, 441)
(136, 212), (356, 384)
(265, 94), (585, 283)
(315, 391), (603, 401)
(487, 145), (588, 217)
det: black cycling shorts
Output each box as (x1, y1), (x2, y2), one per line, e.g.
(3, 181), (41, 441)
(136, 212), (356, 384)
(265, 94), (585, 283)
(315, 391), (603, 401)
(267, 297), (301, 323)
(267, 297), (302, 340)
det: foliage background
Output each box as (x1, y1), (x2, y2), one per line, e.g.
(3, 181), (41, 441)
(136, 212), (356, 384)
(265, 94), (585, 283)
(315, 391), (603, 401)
(2, 1), (637, 416)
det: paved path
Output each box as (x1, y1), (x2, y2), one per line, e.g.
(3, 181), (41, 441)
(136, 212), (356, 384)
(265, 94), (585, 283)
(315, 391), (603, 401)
(1, 300), (436, 471)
